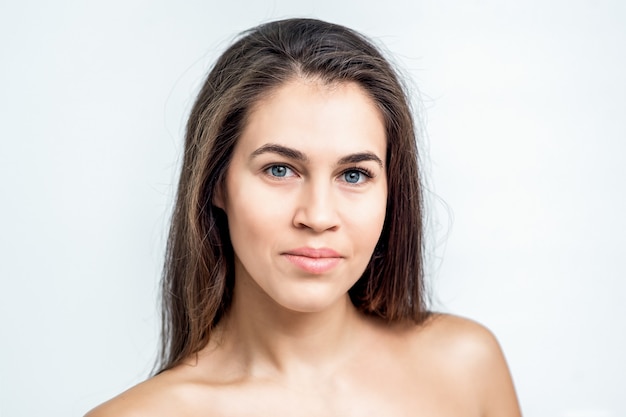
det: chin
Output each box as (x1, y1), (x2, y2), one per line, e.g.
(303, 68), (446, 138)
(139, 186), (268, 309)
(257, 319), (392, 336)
(270, 286), (352, 315)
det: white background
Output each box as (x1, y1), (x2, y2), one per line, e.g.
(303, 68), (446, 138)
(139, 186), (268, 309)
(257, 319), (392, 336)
(1, 1), (624, 416)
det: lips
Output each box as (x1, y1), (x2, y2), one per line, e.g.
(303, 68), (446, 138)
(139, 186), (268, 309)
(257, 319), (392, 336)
(282, 247), (343, 274)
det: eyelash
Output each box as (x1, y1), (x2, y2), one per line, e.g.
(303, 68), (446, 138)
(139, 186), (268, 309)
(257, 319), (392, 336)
(263, 164), (375, 184)
(343, 166), (374, 183)
(264, 164), (296, 179)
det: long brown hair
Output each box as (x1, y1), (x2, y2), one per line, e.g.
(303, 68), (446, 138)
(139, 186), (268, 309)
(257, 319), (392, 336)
(157, 18), (429, 373)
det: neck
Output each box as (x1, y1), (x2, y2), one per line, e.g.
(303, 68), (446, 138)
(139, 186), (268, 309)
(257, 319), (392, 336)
(218, 277), (366, 377)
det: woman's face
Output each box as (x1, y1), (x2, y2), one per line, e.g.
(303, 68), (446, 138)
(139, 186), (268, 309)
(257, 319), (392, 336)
(217, 78), (387, 314)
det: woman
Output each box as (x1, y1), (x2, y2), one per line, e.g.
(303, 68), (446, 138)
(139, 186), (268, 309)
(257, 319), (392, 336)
(88, 18), (521, 416)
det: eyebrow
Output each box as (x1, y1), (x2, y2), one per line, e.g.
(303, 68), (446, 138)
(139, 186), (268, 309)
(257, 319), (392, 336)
(338, 152), (384, 168)
(250, 144), (308, 162)
(250, 143), (384, 168)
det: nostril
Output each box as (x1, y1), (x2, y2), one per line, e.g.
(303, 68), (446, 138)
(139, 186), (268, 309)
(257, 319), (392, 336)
(292, 194), (340, 232)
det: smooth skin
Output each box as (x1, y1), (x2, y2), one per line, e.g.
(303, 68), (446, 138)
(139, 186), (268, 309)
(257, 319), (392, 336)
(87, 79), (521, 417)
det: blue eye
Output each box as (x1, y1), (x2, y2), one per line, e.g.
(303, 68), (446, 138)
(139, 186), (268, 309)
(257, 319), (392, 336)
(268, 165), (291, 177)
(343, 170), (363, 184)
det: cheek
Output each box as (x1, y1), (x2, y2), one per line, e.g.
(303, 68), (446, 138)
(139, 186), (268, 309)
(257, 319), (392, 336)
(369, 190), (388, 246)
(343, 188), (388, 245)
(225, 178), (290, 246)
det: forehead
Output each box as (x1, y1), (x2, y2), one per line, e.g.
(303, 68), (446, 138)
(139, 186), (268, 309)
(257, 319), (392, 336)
(236, 78), (387, 159)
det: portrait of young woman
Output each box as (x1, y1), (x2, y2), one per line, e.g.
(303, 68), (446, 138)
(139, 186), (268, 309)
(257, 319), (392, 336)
(4, 1), (626, 416)
(84, 18), (521, 417)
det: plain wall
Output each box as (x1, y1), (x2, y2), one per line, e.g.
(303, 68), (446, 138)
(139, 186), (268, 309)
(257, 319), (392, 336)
(1, 1), (624, 416)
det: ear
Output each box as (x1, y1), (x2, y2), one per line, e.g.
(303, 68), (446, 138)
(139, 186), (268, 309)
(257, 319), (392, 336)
(212, 184), (226, 211)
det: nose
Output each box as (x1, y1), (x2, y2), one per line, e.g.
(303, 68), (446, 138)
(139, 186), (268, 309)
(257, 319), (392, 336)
(292, 180), (340, 232)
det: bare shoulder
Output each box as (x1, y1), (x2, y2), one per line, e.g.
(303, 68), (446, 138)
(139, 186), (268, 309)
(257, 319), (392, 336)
(84, 369), (191, 417)
(415, 313), (503, 358)
(404, 313), (522, 417)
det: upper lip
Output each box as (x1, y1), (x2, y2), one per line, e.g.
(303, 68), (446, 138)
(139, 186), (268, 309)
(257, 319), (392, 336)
(283, 247), (342, 258)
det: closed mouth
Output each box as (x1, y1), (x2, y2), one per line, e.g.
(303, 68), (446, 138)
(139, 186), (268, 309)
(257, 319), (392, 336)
(283, 247), (342, 258)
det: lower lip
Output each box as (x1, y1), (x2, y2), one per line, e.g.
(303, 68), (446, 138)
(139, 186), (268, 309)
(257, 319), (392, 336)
(283, 254), (342, 274)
